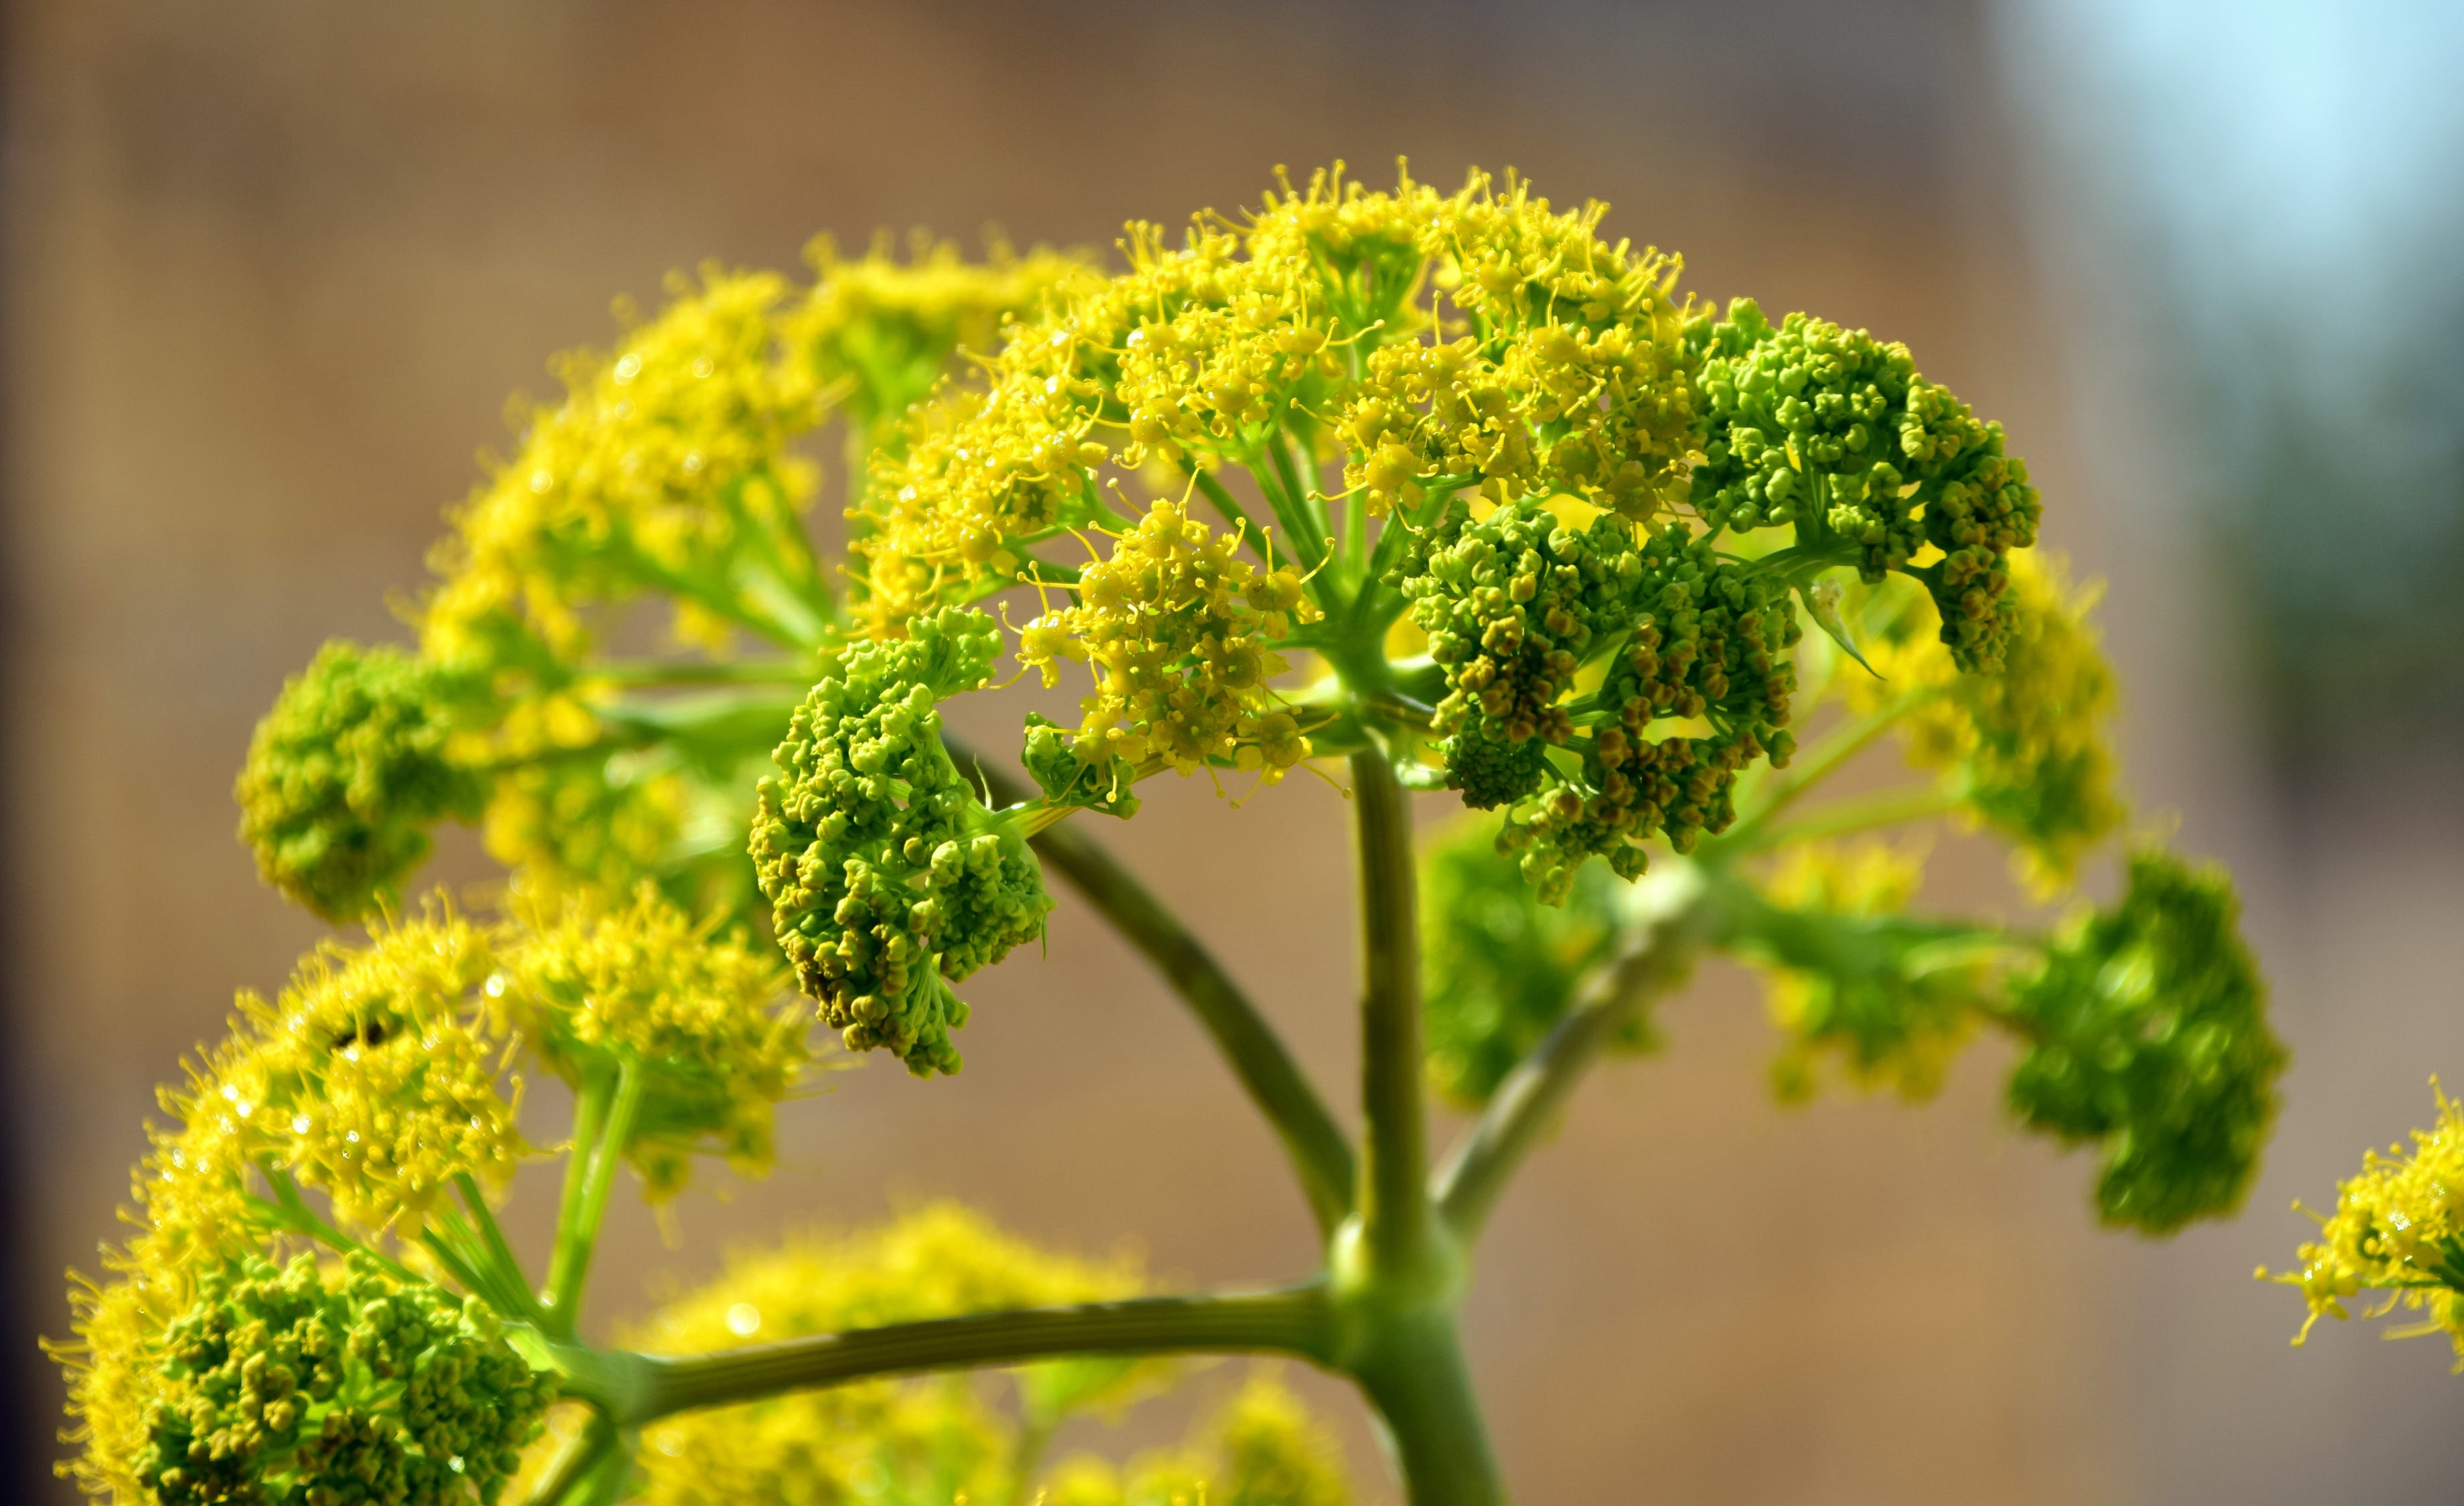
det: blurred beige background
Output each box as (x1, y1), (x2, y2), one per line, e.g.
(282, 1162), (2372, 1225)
(5, 3), (2462, 1503)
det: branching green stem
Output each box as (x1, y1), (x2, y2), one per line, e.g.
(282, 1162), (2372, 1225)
(561, 1289), (1335, 1428)
(589, 658), (820, 689)
(1435, 862), (1715, 1240)
(961, 746), (1357, 1235)
(1750, 784), (1961, 850)
(1716, 691), (1929, 851)
(454, 1173), (548, 1326)
(527, 1411), (622, 1506)
(250, 1166), (420, 1286)
(1030, 817), (1358, 1235)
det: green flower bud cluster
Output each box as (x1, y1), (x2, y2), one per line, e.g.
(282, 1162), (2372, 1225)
(1738, 843), (2281, 1233)
(1402, 497), (1799, 899)
(1513, 525), (1799, 894)
(1403, 499), (1641, 803)
(750, 608), (1051, 1075)
(1689, 299), (2041, 672)
(236, 643), (489, 924)
(141, 1253), (550, 1506)
(1420, 816), (1648, 1106)
(2005, 849), (2282, 1233)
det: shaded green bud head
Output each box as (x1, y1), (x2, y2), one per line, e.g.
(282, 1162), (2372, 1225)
(236, 641), (485, 923)
(1420, 815), (1647, 1106)
(499, 882), (807, 1201)
(1408, 498), (1798, 898)
(750, 608), (1051, 1076)
(127, 1253), (551, 1506)
(2006, 849), (2283, 1232)
(629, 1203), (1154, 1506)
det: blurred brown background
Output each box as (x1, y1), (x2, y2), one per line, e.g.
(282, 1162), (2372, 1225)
(5, 2), (2462, 1502)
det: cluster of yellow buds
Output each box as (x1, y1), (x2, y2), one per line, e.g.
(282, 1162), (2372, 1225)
(1017, 498), (1320, 782)
(2268, 1084), (2464, 1360)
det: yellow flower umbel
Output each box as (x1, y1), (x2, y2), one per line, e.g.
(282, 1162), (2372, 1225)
(187, 907), (525, 1240)
(2269, 1083), (2464, 1361)
(501, 883), (808, 1202)
(1843, 552), (2124, 892)
(627, 1204), (1159, 1506)
(1040, 1372), (1353, 1506)
(56, 906), (542, 1506)
(856, 165), (1700, 783)
(1018, 498), (1321, 784)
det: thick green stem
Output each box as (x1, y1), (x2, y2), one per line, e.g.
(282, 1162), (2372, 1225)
(1351, 750), (1436, 1280)
(1435, 862), (1712, 1241)
(564, 1288), (1335, 1428)
(965, 747), (1358, 1236)
(1347, 1310), (1504, 1506)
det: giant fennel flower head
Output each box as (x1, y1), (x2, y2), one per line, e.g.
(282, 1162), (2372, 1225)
(836, 165), (2047, 911)
(2004, 849), (2279, 1232)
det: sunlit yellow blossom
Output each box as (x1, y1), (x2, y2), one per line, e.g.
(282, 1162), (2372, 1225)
(501, 883), (807, 1200)
(2267, 1082), (2464, 1361)
(1845, 552), (2124, 891)
(1042, 1371), (1352, 1506)
(423, 269), (828, 669)
(1019, 498), (1321, 782)
(629, 1204), (1156, 1506)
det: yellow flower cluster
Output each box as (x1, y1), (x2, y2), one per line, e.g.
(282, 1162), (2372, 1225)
(1038, 1372), (1352, 1506)
(501, 884), (805, 1201)
(58, 909), (523, 1504)
(423, 268), (827, 668)
(2268, 1083), (2464, 1361)
(171, 910), (524, 1241)
(1847, 551), (2124, 890)
(1752, 840), (1986, 1102)
(792, 233), (1101, 443)
(391, 245), (1094, 920)
(859, 163), (1695, 780)
(1018, 499), (1320, 782)
(1343, 177), (1692, 520)
(627, 1203), (1156, 1506)
(58, 890), (823, 1503)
